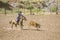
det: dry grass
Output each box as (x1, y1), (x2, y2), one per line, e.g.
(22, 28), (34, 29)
(0, 13), (60, 40)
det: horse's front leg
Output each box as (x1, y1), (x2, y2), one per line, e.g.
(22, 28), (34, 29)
(11, 23), (13, 29)
(20, 21), (23, 30)
(15, 23), (17, 27)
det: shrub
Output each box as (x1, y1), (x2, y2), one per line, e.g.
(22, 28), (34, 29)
(50, 6), (56, 12)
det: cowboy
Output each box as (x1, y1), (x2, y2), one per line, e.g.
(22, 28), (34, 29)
(16, 11), (22, 24)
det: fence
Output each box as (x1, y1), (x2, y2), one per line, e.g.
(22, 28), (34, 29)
(0, 0), (60, 15)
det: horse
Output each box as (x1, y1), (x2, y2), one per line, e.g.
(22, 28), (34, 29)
(9, 15), (27, 29)
(29, 20), (40, 30)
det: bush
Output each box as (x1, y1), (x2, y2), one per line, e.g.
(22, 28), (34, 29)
(50, 6), (56, 12)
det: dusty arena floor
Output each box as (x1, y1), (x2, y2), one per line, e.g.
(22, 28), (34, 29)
(0, 14), (60, 40)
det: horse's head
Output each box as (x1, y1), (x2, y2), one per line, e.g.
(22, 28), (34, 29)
(23, 16), (27, 21)
(20, 15), (27, 21)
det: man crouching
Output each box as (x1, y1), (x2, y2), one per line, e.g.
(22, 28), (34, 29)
(29, 20), (40, 30)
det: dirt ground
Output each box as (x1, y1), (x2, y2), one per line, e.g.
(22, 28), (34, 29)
(0, 13), (60, 40)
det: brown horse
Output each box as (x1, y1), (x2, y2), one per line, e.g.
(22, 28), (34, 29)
(9, 15), (27, 29)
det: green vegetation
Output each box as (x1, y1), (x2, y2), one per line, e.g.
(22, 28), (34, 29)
(0, 0), (60, 14)
(50, 6), (56, 12)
